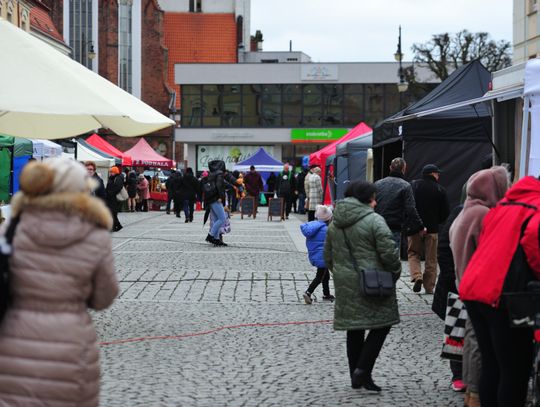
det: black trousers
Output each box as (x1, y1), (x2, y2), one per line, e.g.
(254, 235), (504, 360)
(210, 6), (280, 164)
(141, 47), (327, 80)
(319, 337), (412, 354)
(307, 210), (315, 222)
(346, 327), (391, 379)
(279, 193), (293, 217)
(450, 360), (462, 381)
(465, 301), (533, 407)
(165, 193), (173, 212)
(183, 200), (194, 221)
(107, 201), (122, 230)
(307, 267), (330, 296)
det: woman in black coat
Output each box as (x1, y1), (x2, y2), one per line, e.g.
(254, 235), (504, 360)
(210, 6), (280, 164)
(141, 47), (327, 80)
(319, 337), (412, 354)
(432, 205), (463, 391)
(180, 167), (200, 222)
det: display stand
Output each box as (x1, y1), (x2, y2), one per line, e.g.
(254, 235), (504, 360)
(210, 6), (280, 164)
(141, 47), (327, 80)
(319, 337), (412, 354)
(267, 198), (284, 221)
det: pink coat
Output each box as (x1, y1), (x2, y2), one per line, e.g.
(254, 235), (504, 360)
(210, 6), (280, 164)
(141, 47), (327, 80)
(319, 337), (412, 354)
(137, 177), (150, 200)
(0, 192), (118, 406)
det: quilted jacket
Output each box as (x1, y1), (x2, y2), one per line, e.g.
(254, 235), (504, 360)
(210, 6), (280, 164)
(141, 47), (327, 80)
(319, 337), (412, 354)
(324, 197), (401, 330)
(0, 192), (118, 406)
(300, 220), (328, 268)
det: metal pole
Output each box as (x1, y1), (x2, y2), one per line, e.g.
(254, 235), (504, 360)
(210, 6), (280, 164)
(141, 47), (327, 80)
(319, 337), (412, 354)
(520, 95), (530, 178)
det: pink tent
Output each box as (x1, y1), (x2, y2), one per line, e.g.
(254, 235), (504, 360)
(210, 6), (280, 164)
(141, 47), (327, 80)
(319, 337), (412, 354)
(309, 122), (372, 204)
(86, 134), (133, 166)
(124, 138), (174, 168)
(309, 122), (372, 171)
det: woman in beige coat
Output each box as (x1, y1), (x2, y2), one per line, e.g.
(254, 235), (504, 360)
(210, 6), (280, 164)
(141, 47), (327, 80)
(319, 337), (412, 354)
(0, 157), (118, 406)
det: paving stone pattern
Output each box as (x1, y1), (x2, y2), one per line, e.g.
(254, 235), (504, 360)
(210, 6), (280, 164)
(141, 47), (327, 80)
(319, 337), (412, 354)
(94, 209), (463, 406)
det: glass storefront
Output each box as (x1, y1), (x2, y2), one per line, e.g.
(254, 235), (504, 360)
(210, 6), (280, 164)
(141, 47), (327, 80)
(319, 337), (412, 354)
(180, 83), (421, 129)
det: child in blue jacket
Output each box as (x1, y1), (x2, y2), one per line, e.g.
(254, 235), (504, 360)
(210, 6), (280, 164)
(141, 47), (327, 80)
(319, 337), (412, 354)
(301, 205), (334, 304)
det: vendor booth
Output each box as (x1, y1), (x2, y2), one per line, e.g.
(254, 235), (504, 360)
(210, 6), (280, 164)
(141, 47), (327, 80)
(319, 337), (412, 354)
(0, 135), (33, 201)
(373, 60), (493, 207)
(124, 138), (174, 168)
(31, 139), (62, 160)
(309, 122), (372, 203)
(333, 132), (373, 201)
(76, 139), (118, 182)
(86, 133), (133, 166)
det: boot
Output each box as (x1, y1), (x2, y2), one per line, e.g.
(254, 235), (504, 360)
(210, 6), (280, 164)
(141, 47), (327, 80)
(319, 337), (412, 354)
(205, 234), (215, 244)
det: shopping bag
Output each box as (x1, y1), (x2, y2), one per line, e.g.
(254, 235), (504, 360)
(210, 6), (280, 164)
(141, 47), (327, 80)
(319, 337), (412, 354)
(259, 192), (267, 205)
(441, 292), (467, 360)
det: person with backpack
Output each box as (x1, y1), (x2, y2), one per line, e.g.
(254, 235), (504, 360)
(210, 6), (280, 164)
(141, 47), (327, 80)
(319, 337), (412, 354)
(202, 160), (240, 246)
(301, 205), (335, 304)
(456, 173), (540, 407)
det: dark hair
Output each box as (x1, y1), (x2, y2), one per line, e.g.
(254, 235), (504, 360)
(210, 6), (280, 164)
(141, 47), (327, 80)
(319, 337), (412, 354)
(344, 181), (376, 204)
(250, 165), (256, 171)
(186, 167), (194, 175)
(389, 157), (405, 173)
(84, 161), (96, 171)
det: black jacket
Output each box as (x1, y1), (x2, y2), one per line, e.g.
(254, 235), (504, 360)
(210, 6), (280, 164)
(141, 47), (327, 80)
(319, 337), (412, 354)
(374, 172), (423, 234)
(92, 173), (107, 202)
(432, 205), (462, 320)
(181, 173), (200, 202)
(276, 170), (296, 196)
(205, 160), (237, 204)
(105, 174), (124, 207)
(411, 175), (450, 234)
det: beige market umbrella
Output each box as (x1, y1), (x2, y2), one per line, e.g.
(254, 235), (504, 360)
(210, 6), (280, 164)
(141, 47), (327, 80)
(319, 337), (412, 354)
(0, 18), (174, 139)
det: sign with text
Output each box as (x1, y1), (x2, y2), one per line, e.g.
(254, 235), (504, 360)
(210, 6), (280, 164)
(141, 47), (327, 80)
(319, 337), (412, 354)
(301, 65), (339, 81)
(196, 145), (275, 172)
(291, 129), (349, 144)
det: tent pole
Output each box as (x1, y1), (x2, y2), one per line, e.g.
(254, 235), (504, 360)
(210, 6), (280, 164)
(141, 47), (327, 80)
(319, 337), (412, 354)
(519, 95), (530, 178)
(8, 146), (14, 198)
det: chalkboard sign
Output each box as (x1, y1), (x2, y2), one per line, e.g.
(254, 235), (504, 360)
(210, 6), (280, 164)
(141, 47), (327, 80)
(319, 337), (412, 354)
(267, 198), (284, 221)
(240, 196), (255, 219)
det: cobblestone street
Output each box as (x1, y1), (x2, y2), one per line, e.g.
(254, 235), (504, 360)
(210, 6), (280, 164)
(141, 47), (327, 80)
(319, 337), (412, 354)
(94, 210), (463, 407)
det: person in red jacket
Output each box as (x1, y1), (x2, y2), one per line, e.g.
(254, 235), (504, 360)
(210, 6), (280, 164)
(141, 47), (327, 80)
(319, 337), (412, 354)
(459, 175), (540, 407)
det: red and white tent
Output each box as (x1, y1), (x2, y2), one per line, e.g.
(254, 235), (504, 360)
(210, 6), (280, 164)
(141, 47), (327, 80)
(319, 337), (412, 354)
(86, 133), (133, 166)
(124, 138), (174, 168)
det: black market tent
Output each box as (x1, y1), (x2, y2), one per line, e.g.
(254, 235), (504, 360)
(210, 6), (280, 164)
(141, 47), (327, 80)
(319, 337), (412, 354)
(373, 60), (493, 207)
(334, 132), (373, 200)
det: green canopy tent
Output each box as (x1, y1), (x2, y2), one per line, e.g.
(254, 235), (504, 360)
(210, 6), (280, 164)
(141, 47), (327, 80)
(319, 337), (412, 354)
(0, 135), (33, 202)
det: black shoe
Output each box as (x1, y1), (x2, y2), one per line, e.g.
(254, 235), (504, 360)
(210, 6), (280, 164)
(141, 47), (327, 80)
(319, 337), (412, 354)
(213, 240), (228, 247)
(205, 234), (215, 244)
(322, 295), (335, 302)
(413, 279), (423, 293)
(185, 219), (189, 223)
(176, 214), (181, 218)
(363, 377), (382, 392)
(351, 368), (365, 389)
(113, 225), (123, 232)
(166, 211), (170, 214)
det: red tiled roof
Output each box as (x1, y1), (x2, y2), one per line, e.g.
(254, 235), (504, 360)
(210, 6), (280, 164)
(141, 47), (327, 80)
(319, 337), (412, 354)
(164, 13), (238, 108)
(30, 6), (65, 44)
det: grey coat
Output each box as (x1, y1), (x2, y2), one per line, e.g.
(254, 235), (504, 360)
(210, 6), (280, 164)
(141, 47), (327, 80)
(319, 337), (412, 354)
(324, 197), (401, 330)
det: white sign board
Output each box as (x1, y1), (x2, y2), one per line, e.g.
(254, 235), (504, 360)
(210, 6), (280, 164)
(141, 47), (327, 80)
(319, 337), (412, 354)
(197, 145), (274, 172)
(301, 65), (339, 81)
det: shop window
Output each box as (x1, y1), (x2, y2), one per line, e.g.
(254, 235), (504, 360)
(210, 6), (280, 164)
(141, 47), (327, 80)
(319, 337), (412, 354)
(322, 84), (343, 126)
(303, 84), (323, 126)
(283, 84), (302, 126)
(181, 93), (203, 127)
(343, 92), (363, 126)
(221, 85), (241, 127)
(242, 84), (262, 127)
(261, 93), (282, 126)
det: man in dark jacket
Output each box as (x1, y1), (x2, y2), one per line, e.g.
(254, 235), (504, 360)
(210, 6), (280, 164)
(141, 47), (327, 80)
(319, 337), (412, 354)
(276, 163), (296, 219)
(409, 164), (450, 294)
(244, 165), (264, 219)
(374, 157), (424, 248)
(296, 168), (308, 215)
(105, 166), (124, 232)
(181, 167), (200, 223)
(167, 170), (184, 218)
(203, 160), (239, 246)
(165, 170), (177, 214)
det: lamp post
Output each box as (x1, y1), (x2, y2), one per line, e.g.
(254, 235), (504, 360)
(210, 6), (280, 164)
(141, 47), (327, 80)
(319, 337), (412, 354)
(394, 26), (408, 107)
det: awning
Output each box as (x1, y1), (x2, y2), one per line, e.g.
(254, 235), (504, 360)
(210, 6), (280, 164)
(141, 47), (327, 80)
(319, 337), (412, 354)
(385, 85), (523, 124)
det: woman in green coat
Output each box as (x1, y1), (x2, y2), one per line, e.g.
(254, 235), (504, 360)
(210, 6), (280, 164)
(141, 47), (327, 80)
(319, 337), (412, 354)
(324, 181), (401, 391)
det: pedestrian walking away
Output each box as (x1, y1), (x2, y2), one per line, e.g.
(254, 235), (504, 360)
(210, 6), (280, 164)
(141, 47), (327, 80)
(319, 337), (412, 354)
(137, 174), (150, 212)
(126, 170), (138, 212)
(181, 167), (200, 222)
(408, 164), (449, 294)
(0, 158), (118, 406)
(276, 163), (296, 219)
(449, 166), (509, 407)
(324, 181), (401, 392)
(374, 157), (424, 250)
(244, 165), (264, 218)
(301, 204), (335, 304)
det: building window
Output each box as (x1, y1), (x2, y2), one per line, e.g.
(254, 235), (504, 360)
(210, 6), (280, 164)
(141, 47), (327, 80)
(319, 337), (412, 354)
(189, 0), (202, 12)
(528, 0), (538, 14)
(118, 0), (133, 93)
(69, 0), (93, 69)
(7, 1), (13, 23)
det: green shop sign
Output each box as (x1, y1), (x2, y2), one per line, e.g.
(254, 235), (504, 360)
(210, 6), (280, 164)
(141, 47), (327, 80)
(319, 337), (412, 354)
(291, 128), (349, 143)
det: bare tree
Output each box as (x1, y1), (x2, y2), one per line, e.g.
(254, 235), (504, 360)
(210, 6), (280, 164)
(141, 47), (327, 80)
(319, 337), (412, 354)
(411, 30), (512, 80)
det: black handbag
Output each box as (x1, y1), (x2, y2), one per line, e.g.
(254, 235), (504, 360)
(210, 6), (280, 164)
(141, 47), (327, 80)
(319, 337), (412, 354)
(0, 216), (20, 324)
(341, 228), (395, 297)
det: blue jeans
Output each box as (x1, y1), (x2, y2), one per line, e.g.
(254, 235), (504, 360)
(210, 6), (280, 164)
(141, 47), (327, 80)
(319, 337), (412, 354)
(298, 193), (306, 214)
(209, 201), (226, 239)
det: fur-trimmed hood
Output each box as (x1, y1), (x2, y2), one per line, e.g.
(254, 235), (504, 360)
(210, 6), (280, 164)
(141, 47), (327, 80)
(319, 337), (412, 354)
(11, 191), (112, 231)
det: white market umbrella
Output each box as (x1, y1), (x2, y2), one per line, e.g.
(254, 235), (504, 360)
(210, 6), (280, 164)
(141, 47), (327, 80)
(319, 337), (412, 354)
(0, 18), (174, 139)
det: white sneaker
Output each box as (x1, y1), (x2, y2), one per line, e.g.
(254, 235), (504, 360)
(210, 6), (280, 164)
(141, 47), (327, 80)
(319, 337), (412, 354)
(303, 292), (312, 304)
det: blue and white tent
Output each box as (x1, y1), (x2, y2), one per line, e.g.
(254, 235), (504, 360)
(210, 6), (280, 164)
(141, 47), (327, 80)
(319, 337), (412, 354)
(233, 148), (283, 172)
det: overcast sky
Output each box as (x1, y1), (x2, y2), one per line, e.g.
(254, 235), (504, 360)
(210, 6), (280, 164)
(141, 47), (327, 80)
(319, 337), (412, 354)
(250, 0), (513, 62)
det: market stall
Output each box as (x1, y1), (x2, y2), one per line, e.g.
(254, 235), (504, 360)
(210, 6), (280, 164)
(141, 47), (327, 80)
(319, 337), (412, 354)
(0, 135), (33, 202)
(31, 139), (62, 160)
(124, 138), (174, 168)
(86, 133), (133, 166)
(76, 139), (118, 182)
